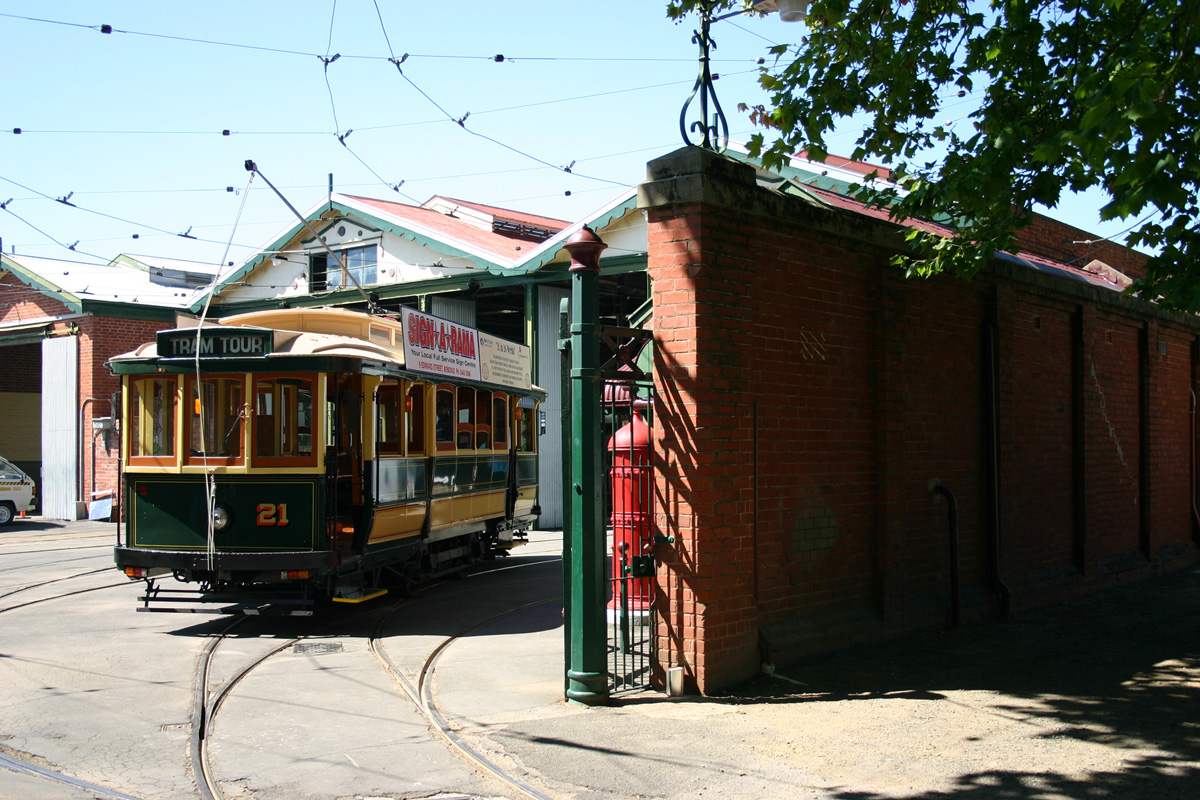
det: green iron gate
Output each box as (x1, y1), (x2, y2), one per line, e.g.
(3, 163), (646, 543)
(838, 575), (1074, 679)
(560, 305), (657, 695)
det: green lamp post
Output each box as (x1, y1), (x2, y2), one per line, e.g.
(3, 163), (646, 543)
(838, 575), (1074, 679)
(564, 225), (609, 706)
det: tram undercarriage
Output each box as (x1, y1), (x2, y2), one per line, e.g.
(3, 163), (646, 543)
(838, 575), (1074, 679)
(122, 520), (532, 615)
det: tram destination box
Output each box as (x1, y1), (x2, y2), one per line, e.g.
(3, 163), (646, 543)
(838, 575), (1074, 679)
(157, 327), (273, 359)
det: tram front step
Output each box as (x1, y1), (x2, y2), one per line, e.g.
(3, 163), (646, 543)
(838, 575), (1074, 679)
(137, 585), (315, 616)
(331, 586), (388, 604)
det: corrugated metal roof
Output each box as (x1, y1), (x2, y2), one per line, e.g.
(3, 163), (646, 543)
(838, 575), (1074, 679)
(787, 181), (1133, 294)
(1, 253), (209, 309)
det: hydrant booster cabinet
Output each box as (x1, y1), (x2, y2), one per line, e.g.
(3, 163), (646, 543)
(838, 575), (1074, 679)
(608, 405), (652, 613)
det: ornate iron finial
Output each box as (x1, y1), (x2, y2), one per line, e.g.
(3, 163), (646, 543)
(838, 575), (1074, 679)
(678, 2), (804, 152)
(679, 2), (729, 152)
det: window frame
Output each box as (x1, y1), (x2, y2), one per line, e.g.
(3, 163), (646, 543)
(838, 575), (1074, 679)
(435, 386), (456, 452)
(251, 373), (318, 468)
(310, 244), (377, 292)
(183, 373), (248, 466)
(127, 375), (180, 467)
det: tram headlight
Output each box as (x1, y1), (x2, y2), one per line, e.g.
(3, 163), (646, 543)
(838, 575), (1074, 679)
(212, 504), (233, 532)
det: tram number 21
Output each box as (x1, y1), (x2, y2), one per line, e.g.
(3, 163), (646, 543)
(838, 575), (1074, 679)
(256, 503), (291, 527)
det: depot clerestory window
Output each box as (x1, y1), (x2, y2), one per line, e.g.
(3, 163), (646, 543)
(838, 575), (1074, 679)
(310, 245), (377, 292)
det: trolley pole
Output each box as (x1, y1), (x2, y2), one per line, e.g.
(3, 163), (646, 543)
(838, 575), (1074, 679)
(564, 226), (609, 706)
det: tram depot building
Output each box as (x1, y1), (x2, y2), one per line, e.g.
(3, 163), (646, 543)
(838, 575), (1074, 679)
(3, 146), (1199, 692)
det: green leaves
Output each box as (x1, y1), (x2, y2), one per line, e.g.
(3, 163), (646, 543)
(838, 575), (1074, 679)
(712, 0), (1200, 311)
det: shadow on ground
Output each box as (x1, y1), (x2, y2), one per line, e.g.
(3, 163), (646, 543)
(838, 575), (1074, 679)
(714, 567), (1200, 799)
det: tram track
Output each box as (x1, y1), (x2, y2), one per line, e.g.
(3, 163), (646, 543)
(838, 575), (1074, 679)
(0, 751), (146, 800)
(0, 577), (132, 615)
(0, 566), (115, 602)
(0, 546), (113, 566)
(370, 594), (561, 800)
(191, 617), (304, 800)
(190, 555), (564, 800)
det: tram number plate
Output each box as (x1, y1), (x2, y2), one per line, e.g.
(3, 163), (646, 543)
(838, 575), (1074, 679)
(256, 503), (291, 527)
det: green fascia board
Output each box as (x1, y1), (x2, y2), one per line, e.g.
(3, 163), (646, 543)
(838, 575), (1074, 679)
(193, 199), (514, 314)
(206, 253), (649, 317)
(512, 193), (641, 275)
(726, 149), (959, 228)
(80, 299), (180, 322)
(0, 254), (82, 312)
(110, 354), (363, 376)
(724, 149), (863, 197)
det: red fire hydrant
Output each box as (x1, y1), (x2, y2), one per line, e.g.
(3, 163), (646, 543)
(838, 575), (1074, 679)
(608, 404), (652, 612)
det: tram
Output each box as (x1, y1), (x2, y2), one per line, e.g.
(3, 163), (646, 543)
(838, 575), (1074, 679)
(110, 306), (543, 613)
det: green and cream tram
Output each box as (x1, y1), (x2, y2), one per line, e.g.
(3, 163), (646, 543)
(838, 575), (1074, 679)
(111, 307), (543, 613)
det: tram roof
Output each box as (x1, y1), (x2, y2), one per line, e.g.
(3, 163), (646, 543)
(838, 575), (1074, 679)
(107, 307), (545, 398)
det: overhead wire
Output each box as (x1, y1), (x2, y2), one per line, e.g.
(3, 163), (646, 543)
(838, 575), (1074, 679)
(0, 12), (748, 63)
(368, 14), (628, 188)
(0, 175), (237, 248)
(1, 204), (109, 262)
(0, 8), (779, 258)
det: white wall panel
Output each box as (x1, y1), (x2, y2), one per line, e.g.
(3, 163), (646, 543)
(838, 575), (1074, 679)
(40, 336), (78, 519)
(536, 286), (569, 529)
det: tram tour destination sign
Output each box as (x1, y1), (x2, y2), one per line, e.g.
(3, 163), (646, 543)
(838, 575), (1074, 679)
(157, 327), (273, 359)
(400, 306), (531, 390)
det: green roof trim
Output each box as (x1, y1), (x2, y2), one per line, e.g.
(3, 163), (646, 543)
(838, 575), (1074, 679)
(1, 254), (82, 313)
(193, 199), (516, 314)
(513, 193), (641, 275)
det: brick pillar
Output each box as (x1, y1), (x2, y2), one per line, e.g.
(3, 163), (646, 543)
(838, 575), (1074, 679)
(639, 147), (761, 693)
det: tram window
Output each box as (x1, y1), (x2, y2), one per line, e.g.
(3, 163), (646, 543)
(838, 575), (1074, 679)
(435, 388), (455, 450)
(475, 390), (491, 449)
(516, 406), (536, 453)
(129, 377), (177, 461)
(377, 383), (401, 455)
(456, 387), (474, 449)
(492, 395), (508, 449)
(186, 376), (245, 461)
(406, 385), (427, 455)
(254, 376), (315, 464)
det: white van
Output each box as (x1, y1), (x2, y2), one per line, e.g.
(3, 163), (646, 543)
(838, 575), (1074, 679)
(0, 457), (36, 525)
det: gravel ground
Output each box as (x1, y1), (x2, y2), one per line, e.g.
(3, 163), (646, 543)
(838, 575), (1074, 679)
(706, 565), (1200, 799)
(476, 565), (1200, 800)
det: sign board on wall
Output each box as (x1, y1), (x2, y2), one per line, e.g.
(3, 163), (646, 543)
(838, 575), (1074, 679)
(400, 306), (531, 390)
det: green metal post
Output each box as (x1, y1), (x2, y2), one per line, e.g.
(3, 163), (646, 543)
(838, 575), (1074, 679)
(559, 297), (572, 698)
(564, 226), (609, 706)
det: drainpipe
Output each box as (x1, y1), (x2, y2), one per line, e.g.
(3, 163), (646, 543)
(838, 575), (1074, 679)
(78, 398), (100, 505)
(1192, 389), (1200, 531)
(928, 479), (960, 629)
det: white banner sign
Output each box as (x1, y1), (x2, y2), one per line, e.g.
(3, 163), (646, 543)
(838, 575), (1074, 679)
(400, 307), (480, 381)
(478, 332), (532, 391)
(399, 307), (534, 390)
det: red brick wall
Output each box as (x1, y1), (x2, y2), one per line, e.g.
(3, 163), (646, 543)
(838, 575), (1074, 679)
(77, 316), (172, 506)
(1, 273), (74, 324)
(642, 149), (1199, 693)
(1016, 214), (1149, 280)
(0, 343), (41, 392)
(997, 292), (1078, 584)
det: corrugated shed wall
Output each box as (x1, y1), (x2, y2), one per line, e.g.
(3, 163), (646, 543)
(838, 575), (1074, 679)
(536, 286), (569, 529)
(41, 336), (78, 519)
(430, 297), (477, 327)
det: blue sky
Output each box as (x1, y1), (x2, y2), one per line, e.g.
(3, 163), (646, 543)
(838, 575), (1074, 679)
(1, 1), (1134, 269)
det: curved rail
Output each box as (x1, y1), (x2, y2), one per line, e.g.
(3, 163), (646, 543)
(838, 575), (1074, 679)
(190, 617), (302, 800)
(370, 591), (562, 800)
(187, 556), (563, 800)
(0, 752), (146, 800)
(0, 567), (114, 601)
(0, 581), (131, 615)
